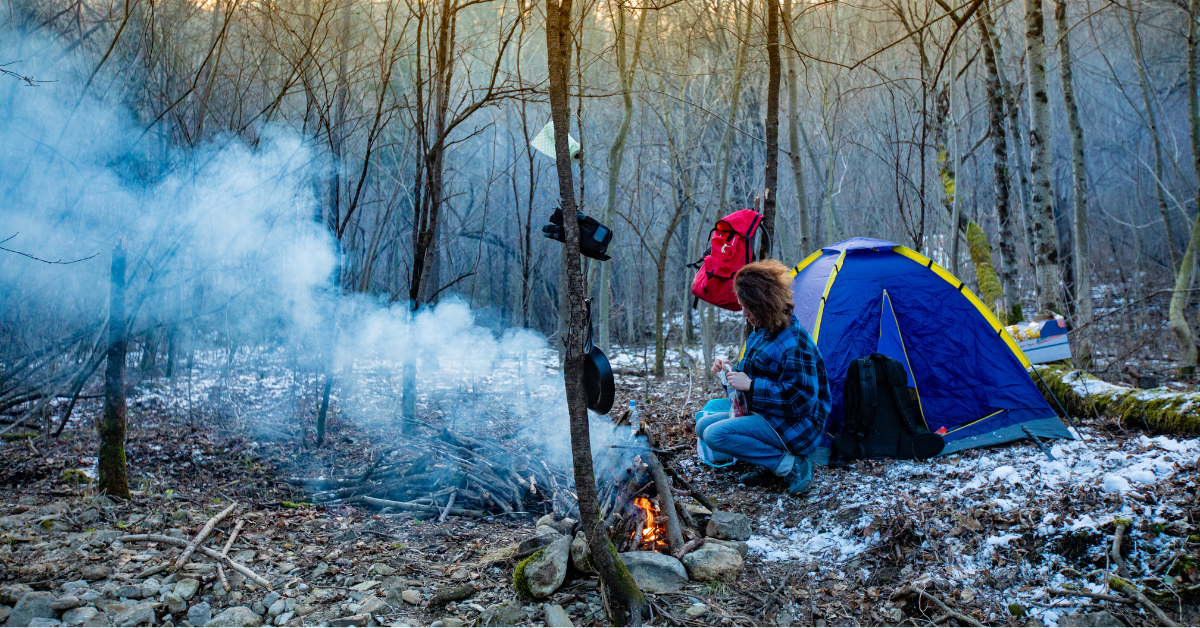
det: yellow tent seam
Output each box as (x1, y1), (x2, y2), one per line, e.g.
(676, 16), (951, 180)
(945, 409), (1006, 435)
(891, 246), (1031, 368)
(811, 251), (847, 343)
(789, 249), (825, 278)
(882, 289), (930, 430)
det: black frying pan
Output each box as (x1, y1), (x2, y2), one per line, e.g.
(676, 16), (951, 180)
(582, 299), (615, 415)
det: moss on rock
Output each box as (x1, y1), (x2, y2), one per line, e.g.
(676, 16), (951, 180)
(512, 548), (544, 598)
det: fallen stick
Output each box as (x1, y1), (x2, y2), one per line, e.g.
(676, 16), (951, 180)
(672, 537), (704, 560)
(175, 502), (238, 570)
(356, 496), (484, 518)
(890, 585), (983, 627)
(1109, 578), (1179, 627)
(643, 451), (684, 553)
(217, 563), (230, 592)
(438, 490), (458, 524)
(1048, 588), (1135, 605)
(134, 563), (170, 580)
(222, 520), (245, 558)
(665, 462), (717, 512)
(118, 534), (271, 589)
(1111, 521), (1131, 579)
(756, 571), (795, 621)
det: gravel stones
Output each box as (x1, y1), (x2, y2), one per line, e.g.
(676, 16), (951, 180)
(1059, 611), (1125, 627)
(544, 604), (573, 627)
(478, 603), (524, 627)
(681, 542), (744, 582)
(8, 592), (57, 627)
(186, 602), (212, 627)
(705, 510), (752, 541)
(164, 593), (186, 615)
(111, 602), (156, 627)
(328, 614), (369, 627)
(204, 606), (262, 627)
(400, 590), (421, 606)
(59, 608), (102, 627)
(618, 551), (689, 593)
(173, 579), (200, 601)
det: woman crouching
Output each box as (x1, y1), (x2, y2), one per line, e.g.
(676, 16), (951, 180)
(698, 260), (831, 496)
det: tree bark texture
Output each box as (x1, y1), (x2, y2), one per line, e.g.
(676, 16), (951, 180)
(545, 0), (649, 623)
(599, 2), (646, 354)
(783, 0), (811, 257)
(100, 244), (131, 500)
(1024, 0), (1063, 313)
(1054, 0), (1092, 366)
(759, 0), (781, 260)
(1126, 0), (1178, 272)
(1172, 0), (1200, 367)
(977, 8), (1020, 322)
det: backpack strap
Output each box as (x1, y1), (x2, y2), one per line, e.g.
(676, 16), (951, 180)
(854, 357), (877, 441)
(880, 355), (927, 435)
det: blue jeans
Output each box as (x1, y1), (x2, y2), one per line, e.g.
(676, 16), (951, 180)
(696, 398), (796, 476)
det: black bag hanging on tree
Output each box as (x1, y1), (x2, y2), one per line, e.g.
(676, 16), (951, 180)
(542, 208), (612, 261)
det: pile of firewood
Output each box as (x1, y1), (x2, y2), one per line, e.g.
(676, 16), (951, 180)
(295, 428), (578, 521)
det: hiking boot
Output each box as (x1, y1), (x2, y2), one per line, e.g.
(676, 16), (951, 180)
(738, 467), (774, 486)
(787, 456), (813, 496)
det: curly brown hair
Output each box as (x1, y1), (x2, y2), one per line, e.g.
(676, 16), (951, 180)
(734, 259), (795, 333)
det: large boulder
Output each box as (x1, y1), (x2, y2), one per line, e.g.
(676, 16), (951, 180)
(7, 592), (56, 627)
(569, 532), (594, 574)
(618, 551), (689, 593)
(705, 511), (751, 541)
(682, 543), (744, 582)
(514, 534), (571, 598)
(204, 606), (262, 627)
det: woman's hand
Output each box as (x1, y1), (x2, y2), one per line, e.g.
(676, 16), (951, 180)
(726, 371), (752, 391)
(711, 358), (730, 374)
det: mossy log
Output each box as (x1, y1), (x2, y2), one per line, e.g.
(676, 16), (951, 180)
(967, 222), (1006, 324)
(1031, 366), (1200, 436)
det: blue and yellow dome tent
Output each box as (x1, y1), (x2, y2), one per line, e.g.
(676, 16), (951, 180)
(791, 237), (1073, 460)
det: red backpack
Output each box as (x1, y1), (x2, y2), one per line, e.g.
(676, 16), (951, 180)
(689, 209), (763, 311)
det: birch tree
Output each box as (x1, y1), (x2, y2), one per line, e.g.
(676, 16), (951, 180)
(1024, 0), (1062, 313)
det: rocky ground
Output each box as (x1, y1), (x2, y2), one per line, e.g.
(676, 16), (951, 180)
(0, 346), (1196, 627)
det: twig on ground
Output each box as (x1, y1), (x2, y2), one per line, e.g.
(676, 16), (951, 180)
(221, 519), (245, 557)
(756, 571), (795, 621)
(890, 585), (984, 627)
(438, 490), (458, 524)
(118, 534), (271, 589)
(134, 563), (170, 580)
(1109, 578), (1179, 627)
(1048, 588), (1135, 604)
(665, 462), (717, 512)
(356, 495), (484, 518)
(175, 501), (238, 569)
(217, 563), (230, 592)
(1111, 521), (1132, 579)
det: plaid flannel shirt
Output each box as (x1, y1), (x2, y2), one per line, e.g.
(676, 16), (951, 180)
(736, 314), (830, 456)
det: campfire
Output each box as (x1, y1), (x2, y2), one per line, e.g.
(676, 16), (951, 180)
(298, 409), (715, 565)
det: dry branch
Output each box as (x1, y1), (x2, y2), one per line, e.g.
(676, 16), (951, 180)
(1111, 521), (1131, 579)
(119, 534), (271, 589)
(356, 495), (484, 518)
(1109, 578), (1179, 627)
(891, 585), (984, 627)
(1048, 588), (1135, 604)
(175, 502), (238, 570)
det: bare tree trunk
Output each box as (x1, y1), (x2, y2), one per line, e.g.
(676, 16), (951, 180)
(598, 2), (646, 354)
(99, 244), (131, 499)
(1126, 0), (1178, 272)
(316, 372), (332, 447)
(782, 0), (810, 257)
(1024, 0), (1063, 313)
(546, 0), (648, 622)
(1171, 0), (1200, 367)
(985, 8), (1037, 292)
(759, 0), (781, 259)
(978, 7), (1020, 322)
(1054, 0), (1092, 366)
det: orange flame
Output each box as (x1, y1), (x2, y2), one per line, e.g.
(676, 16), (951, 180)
(634, 497), (657, 541)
